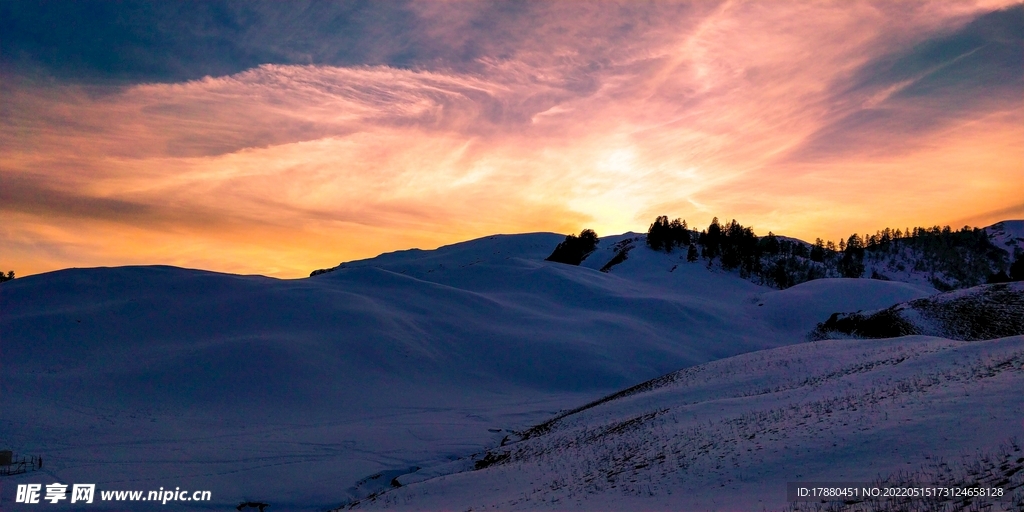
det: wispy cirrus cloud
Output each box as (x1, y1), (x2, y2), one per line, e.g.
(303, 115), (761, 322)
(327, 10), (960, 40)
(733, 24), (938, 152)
(789, 5), (1024, 162)
(1, 1), (1020, 277)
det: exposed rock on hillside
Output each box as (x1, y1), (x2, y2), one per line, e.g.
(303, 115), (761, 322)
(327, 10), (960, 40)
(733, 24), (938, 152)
(812, 282), (1024, 341)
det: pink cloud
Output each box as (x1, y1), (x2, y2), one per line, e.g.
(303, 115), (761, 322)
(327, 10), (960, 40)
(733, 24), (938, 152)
(1, 1), (1020, 277)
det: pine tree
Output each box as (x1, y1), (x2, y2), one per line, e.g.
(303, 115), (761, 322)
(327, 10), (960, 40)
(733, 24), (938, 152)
(546, 229), (599, 265)
(646, 216), (670, 251)
(704, 217), (722, 261)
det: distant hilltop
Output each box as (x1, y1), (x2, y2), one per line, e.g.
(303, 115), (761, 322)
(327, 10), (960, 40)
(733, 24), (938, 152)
(314, 218), (1024, 292)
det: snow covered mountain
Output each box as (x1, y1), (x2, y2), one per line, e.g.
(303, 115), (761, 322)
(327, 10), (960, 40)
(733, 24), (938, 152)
(1, 224), (1019, 510)
(857, 220), (1024, 291)
(987, 220), (1024, 252)
(566, 219), (1024, 292)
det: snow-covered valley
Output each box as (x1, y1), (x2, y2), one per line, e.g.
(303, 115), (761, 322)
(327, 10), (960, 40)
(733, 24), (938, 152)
(2, 225), (1021, 510)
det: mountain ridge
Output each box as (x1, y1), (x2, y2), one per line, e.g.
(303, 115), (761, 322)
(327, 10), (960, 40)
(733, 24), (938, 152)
(311, 220), (1024, 292)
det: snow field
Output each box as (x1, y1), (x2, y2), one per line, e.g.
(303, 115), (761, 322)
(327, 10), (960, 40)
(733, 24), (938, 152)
(353, 335), (1024, 511)
(2, 228), (1015, 509)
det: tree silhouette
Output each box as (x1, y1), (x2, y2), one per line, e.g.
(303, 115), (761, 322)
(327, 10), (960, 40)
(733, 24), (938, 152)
(1010, 257), (1024, 281)
(546, 229), (599, 265)
(686, 244), (698, 262)
(647, 217), (691, 252)
(646, 216), (670, 251)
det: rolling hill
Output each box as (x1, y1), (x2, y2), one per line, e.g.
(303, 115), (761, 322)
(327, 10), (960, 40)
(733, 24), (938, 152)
(2, 223), (1020, 510)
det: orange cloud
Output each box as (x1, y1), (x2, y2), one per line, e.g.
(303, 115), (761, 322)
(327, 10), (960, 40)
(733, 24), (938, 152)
(1, 1), (1020, 277)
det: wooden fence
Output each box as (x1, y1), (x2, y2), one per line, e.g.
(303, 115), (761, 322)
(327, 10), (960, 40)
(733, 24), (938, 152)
(0, 452), (42, 476)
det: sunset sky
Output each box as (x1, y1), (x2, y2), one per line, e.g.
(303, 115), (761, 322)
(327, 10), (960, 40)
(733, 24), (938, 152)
(2, 1), (1021, 278)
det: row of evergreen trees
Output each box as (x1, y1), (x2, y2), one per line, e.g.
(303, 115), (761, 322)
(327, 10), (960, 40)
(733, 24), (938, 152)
(0, 270), (14, 283)
(855, 225), (1015, 289)
(647, 215), (823, 285)
(644, 216), (1020, 289)
(545, 216), (1020, 290)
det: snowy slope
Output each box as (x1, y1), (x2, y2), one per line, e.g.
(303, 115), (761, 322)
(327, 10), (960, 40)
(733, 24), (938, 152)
(0, 232), (941, 510)
(858, 220), (1024, 290)
(351, 335), (1024, 511)
(754, 278), (937, 336)
(812, 281), (1024, 341)
(987, 220), (1024, 254)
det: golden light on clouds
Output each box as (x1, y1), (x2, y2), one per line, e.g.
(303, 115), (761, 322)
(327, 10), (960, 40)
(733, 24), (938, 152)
(1, 1), (1021, 277)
